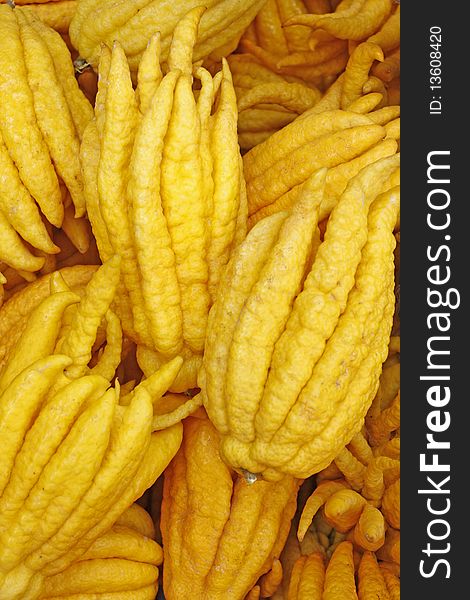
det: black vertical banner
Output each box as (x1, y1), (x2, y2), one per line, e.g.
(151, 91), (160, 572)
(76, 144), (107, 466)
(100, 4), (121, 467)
(401, 2), (466, 598)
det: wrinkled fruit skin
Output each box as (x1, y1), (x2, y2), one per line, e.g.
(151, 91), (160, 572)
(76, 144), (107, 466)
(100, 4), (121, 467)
(82, 10), (247, 392)
(70, 0), (266, 74)
(161, 415), (300, 600)
(0, 268), (183, 599)
(200, 155), (400, 481)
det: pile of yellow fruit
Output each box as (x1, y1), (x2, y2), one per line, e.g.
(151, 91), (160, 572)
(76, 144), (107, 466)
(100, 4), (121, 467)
(0, 0), (400, 598)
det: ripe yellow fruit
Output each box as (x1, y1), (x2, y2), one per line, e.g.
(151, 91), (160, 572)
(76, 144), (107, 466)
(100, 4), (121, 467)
(201, 155), (400, 481)
(0, 5), (92, 273)
(82, 9), (247, 392)
(69, 0), (267, 75)
(39, 506), (161, 598)
(160, 415), (300, 600)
